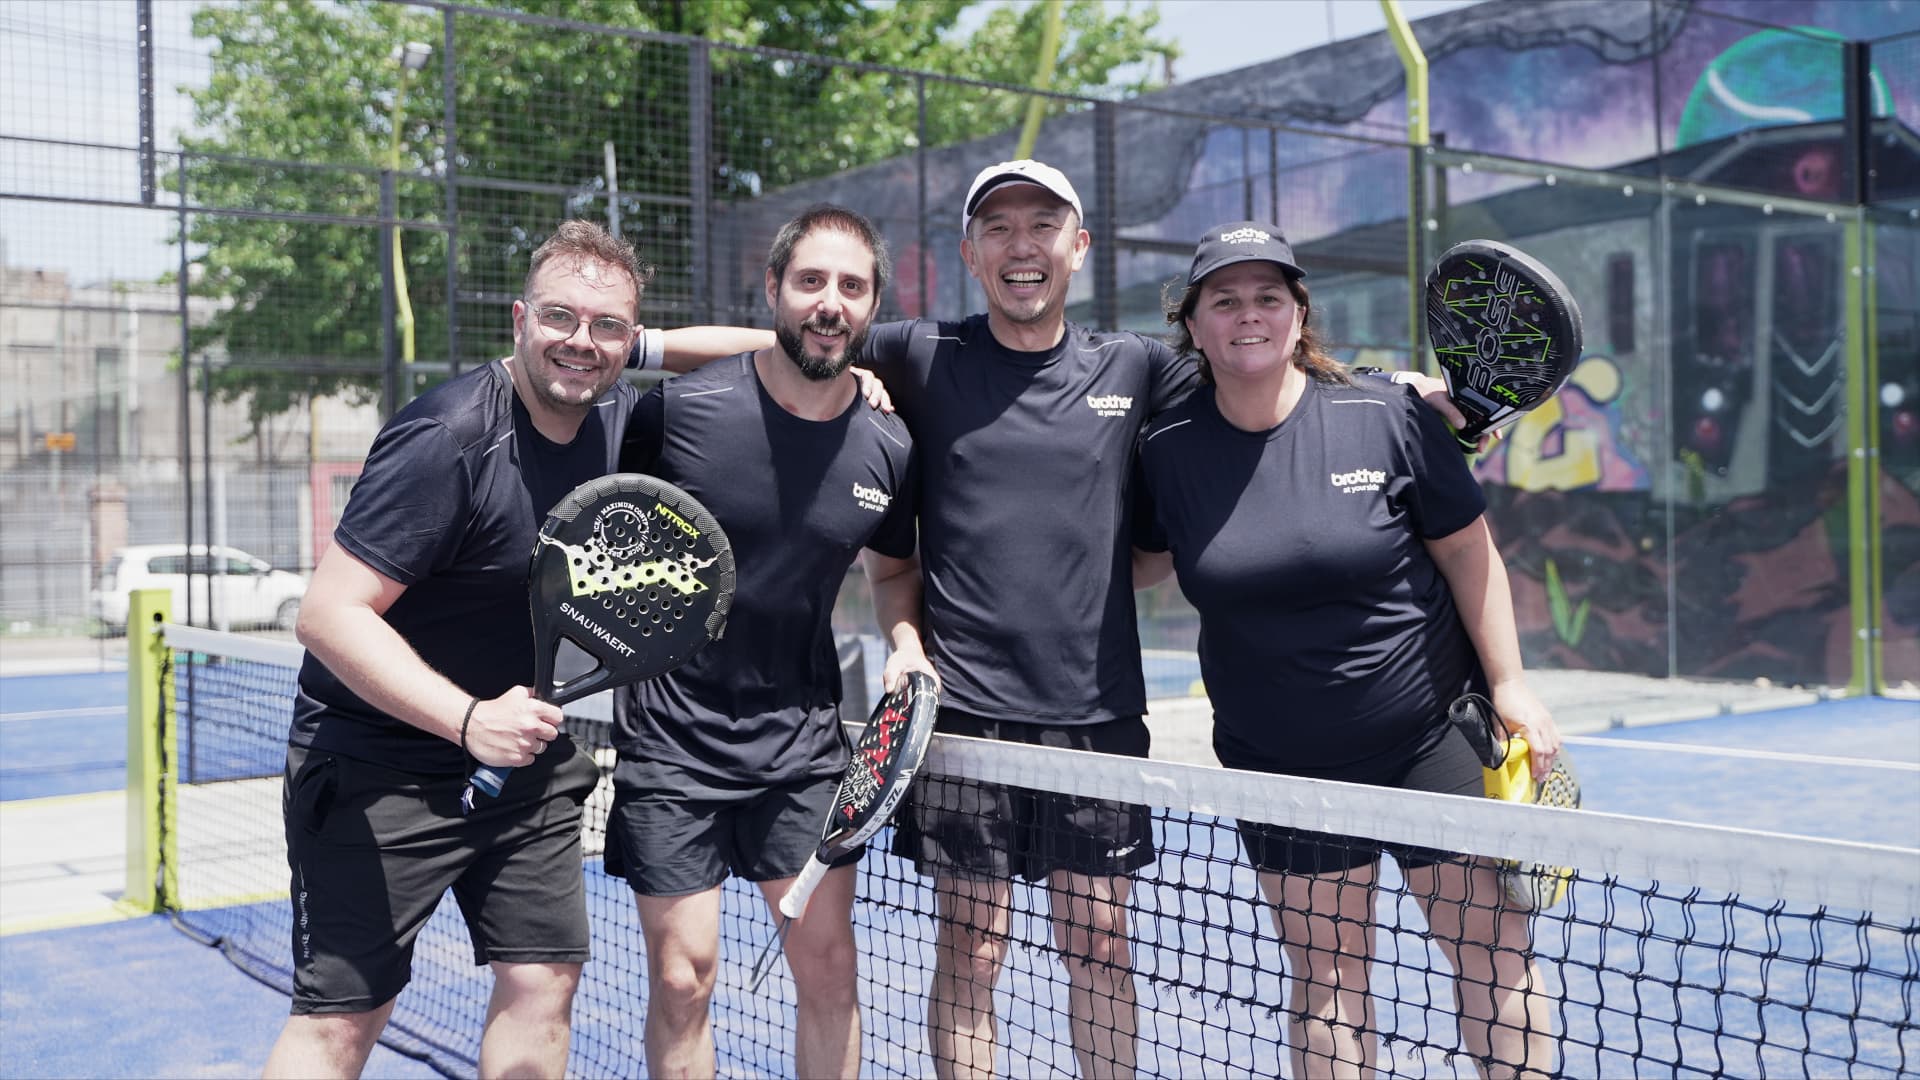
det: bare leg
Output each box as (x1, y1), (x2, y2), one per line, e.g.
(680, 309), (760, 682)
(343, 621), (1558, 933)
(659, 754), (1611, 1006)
(478, 960), (581, 1079)
(1048, 870), (1138, 1078)
(1408, 859), (1555, 1079)
(927, 875), (1013, 1080)
(264, 1000), (396, 1079)
(1258, 864), (1381, 1079)
(759, 866), (861, 1078)
(633, 887), (724, 1079)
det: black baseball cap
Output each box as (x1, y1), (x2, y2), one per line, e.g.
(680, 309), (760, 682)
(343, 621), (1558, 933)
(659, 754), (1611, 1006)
(1187, 221), (1306, 286)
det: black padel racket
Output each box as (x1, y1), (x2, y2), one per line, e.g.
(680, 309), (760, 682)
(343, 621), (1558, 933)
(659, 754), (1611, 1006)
(463, 473), (735, 810)
(1426, 240), (1584, 451)
(1449, 693), (1581, 911)
(746, 670), (940, 991)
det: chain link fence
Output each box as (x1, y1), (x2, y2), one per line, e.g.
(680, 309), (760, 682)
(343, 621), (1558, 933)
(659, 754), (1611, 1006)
(2, 0), (1915, 691)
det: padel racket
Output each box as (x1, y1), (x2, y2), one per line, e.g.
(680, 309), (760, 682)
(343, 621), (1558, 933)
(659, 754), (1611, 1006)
(1426, 240), (1584, 451)
(462, 473), (735, 811)
(1448, 693), (1580, 911)
(746, 670), (940, 992)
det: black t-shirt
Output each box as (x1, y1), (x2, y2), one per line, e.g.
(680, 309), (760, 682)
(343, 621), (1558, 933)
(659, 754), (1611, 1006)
(291, 359), (639, 773)
(1134, 375), (1488, 773)
(613, 354), (918, 791)
(861, 315), (1197, 725)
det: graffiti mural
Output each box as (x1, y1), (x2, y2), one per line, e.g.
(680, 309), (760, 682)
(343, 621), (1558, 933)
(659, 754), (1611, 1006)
(1473, 356), (1651, 492)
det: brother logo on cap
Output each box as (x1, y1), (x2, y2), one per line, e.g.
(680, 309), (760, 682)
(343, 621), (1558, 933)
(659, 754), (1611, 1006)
(1219, 226), (1274, 245)
(1186, 219), (1306, 285)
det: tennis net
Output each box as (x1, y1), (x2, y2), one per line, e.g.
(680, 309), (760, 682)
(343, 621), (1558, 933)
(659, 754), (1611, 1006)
(145, 624), (1918, 1078)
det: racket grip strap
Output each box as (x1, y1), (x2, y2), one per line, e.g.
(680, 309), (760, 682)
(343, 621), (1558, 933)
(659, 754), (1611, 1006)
(468, 764), (512, 799)
(779, 855), (830, 920)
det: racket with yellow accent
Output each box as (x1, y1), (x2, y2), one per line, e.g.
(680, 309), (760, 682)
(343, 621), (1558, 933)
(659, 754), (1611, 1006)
(1426, 240), (1584, 451)
(463, 473), (735, 809)
(1448, 692), (1580, 911)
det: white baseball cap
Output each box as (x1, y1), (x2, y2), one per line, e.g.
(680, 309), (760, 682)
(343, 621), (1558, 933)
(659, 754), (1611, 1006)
(961, 159), (1083, 235)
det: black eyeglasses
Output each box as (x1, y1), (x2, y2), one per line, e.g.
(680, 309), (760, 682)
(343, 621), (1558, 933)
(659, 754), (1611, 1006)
(524, 302), (637, 348)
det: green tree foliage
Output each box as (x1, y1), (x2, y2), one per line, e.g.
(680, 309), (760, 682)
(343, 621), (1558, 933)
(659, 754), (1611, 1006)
(177, 0), (1174, 422)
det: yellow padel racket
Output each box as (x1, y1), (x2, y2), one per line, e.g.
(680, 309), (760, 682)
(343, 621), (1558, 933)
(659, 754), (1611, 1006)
(1448, 693), (1580, 911)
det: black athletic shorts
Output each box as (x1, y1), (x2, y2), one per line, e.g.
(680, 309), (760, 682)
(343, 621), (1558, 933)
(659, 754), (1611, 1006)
(603, 762), (856, 897)
(891, 709), (1155, 882)
(281, 740), (600, 1015)
(1224, 715), (1483, 876)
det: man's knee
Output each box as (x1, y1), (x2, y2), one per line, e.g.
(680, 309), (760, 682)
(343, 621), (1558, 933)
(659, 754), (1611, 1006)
(938, 917), (1013, 972)
(648, 950), (720, 1018)
(789, 953), (860, 1011)
(787, 928), (858, 998)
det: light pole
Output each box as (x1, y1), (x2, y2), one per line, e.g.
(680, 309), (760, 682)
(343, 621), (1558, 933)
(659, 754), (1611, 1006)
(388, 41), (432, 370)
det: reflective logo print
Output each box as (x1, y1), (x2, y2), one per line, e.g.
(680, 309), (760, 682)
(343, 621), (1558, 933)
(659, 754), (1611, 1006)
(1086, 393), (1133, 418)
(1330, 468), (1387, 494)
(853, 481), (890, 513)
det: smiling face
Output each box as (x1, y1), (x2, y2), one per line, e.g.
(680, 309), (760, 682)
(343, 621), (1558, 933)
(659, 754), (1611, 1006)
(959, 183), (1090, 332)
(511, 256), (638, 413)
(767, 226), (879, 382)
(1183, 261), (1304, 384)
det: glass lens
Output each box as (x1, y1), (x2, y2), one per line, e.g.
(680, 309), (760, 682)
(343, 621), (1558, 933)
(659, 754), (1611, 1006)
(587, 317), (633, 346)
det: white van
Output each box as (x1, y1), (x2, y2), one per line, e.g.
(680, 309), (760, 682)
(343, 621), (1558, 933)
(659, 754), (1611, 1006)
(92, 544), (308, 633)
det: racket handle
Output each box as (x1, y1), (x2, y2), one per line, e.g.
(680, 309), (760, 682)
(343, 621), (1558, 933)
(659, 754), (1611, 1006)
(779, 854), (831, 920)
(1483, 736), (1533, 803)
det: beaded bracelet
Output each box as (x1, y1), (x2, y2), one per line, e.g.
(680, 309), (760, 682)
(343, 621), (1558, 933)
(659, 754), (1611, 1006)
(459, 697), (480, 751)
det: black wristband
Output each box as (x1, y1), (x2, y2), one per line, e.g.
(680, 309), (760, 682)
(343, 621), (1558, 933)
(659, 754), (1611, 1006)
(459, 697), (480, 751)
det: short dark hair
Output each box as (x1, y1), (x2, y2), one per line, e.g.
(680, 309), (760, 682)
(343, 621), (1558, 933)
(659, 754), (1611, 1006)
(1162, 272), (1349, 387)
(524, 220), (654, 315)
(767, 205), (891, 297)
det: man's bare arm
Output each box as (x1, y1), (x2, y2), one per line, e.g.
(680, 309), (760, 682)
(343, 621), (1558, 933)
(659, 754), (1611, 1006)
(862, 548), (936, 693)
(296, 544), (560, 768)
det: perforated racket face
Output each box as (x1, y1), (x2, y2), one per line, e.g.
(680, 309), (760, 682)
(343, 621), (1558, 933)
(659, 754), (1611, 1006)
(1425, 240), (1584, 445)
(529, 473), (735, 706)
(820, 671), (940, 857)
(1501, 753), (1581, 912)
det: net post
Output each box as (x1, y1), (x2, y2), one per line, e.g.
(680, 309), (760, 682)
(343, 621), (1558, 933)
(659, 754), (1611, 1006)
(122, 589), (173, 915)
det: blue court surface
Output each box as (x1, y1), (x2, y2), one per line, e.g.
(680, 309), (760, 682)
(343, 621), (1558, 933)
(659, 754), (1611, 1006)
(0, 672), (127, 801)
(0, 691), (1913, 1077)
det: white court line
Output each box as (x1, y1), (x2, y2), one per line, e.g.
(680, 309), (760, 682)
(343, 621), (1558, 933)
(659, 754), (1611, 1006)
(1563, 734), (1920, 772)
(0, 706), (122, 722)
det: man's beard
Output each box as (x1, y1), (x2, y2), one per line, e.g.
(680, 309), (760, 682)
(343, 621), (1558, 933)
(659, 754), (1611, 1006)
(775, 314), (866, 382)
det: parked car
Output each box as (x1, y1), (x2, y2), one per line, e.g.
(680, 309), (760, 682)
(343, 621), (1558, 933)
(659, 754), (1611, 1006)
(92, 544), (308, 633)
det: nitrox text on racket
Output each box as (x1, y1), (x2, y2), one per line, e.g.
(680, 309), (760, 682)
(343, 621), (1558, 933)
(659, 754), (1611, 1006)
(654, 501), (699, 539)
(558, 601), (637, 657)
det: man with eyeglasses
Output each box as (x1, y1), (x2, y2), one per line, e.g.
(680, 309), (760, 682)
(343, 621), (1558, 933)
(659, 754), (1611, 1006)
(267, 220), (679, 1079)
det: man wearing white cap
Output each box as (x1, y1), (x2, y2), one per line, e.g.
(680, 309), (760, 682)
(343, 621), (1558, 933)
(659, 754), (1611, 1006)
(864, 159), (1169, 1079)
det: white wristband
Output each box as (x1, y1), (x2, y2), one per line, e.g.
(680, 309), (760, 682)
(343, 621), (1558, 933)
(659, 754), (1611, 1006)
(628, 326), (665, 371)
(1388, 369), (1418, 385)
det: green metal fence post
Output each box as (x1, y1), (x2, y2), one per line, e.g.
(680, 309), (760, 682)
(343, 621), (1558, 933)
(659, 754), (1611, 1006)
(123, 588), (173, 915)
(1381, 0), (1430, 369)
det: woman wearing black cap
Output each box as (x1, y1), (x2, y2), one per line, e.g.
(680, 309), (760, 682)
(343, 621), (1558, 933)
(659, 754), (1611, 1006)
(1133, 221), (1559, 1079)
